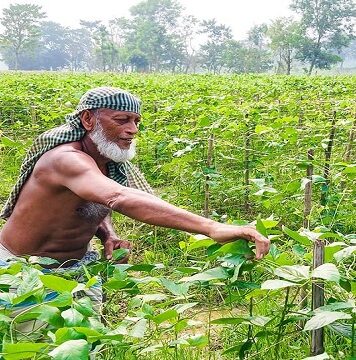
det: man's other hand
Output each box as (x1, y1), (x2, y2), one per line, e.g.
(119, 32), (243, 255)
(103, 238), (132, 263)
(208, 224), (270, 260)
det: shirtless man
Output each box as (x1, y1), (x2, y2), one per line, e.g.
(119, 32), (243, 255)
(0, 87), (270, 265)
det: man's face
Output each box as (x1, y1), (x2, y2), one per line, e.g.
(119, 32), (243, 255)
(89, 108), (140, 163)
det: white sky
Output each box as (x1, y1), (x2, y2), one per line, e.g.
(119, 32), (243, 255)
(0, 0), (294, 40)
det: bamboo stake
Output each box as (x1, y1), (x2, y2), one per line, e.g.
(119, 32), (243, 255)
(244, 114), (251, 213)
(299, 149), (314, 322)
(321, 111), (337, 205)
(204, 133), (214, 218)
(304, 149), (314, 229)
(311, 238), (325, 355)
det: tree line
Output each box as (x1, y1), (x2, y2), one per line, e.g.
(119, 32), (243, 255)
(0, 0), (355, 74)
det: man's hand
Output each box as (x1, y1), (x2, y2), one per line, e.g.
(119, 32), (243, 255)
(208, 224), (270, 260)
(103, 238), (132, 263)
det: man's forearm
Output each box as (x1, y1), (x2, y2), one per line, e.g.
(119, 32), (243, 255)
(107, 188), (217, 238)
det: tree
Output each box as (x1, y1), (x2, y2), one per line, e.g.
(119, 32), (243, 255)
(0, 3), (46, 69)
(178, 15), (200, 73)
(125, 0), (184, 72)
(247, 24), (268, 50)
(65, 28), (93, 71)
(268, 18), (303, 74)
(198, 19), (233, 73)
(245, 24), (273, 73)
(290, 0), (356, 74)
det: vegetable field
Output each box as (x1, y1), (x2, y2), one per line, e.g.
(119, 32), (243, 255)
(0, 73), (355, 360)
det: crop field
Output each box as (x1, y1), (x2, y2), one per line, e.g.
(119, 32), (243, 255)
(0, 73), (355, 360)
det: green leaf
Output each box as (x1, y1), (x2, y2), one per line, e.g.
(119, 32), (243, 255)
(342, 164), (356, 174)
(28, 256), (60, 266)
(136, 293), (167, 302)
(3, 342), (47, 360)
(74, 296), (95, 317)
(312, 263), (340, 282)
(61, 308), (84, 327)
(180, 267), (228, 282)
(175, 267), (201, 274)
(186, 334), (208, 347)
(12, 287), (43, 305)
(274, 265), (310, 282)
(47, 292), (73, 308)
(304, 311), (352, 331)
(49, 339), (89, 360)
(55, 328), (86, 345)
(127, 264), (156, 272)
(334, 246), (356, 262)
(283, 226), (312, 246)
(112, 248), (130, 261)
(72, 327), (103, 342)
(130, 318), (147, 338)
(40, 275), (78, 293)
(261, 279), (298, 290)
(152, 309), (178, 324)
(325, 243), (345, 262)
(312, 175), (326, 184)
(261, 219), (279, 229)
(172, 302), (198, 314)
(16, 305), (62, 327)
(187, 239), (216, 251)
(215, 240), (254, 256)
(256, 218), (268, 237)
(317, 301), (355, 312)
(160, 278), (190, 296)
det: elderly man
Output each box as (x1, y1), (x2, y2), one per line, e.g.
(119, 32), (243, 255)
(0, 87), (269, 270)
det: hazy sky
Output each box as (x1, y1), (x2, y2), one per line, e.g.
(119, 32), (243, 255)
(0, 0), (294, 40)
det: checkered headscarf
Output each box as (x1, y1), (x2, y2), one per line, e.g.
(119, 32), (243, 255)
(0, 87), (153, 219)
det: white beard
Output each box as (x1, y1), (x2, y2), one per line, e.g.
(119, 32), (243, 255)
(89, 120), (136, 163)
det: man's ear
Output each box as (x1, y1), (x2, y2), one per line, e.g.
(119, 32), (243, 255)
(80, 110), (96, 131)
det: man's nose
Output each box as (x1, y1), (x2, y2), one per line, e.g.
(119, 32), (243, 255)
(127, 120), (139, 134)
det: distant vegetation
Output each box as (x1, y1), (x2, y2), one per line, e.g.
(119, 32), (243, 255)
(0, 0), (355, 74)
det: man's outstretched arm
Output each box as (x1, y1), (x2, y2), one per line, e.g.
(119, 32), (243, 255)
(55, 151), (270, 259)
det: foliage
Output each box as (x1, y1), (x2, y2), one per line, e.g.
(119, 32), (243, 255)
(290, 0), (356, 74)
(267, 18), (304, 74)
(0, 3), (46, 70)
(0, 73), (355, 359)
(0, 0), (355, 74)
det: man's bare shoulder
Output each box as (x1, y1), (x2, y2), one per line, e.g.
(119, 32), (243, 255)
(35, 141), (100, 178)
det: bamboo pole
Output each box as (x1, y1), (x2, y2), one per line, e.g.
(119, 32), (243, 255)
(299, 149), (314, 321)
(244, 114), (251, 213)
(204, 133), (214, 218)
(321, 111), (337, 205)
(304, 149), (314, 229)
(311, 238), (325, 355)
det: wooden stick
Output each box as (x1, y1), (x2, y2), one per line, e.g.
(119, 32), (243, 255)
(321, 111), (337, 205)
(299, 149), (314, 323)
(311, 238), (325, 355)
(304, 149), (314, 229)
(204, 133), (214, 218)
(244, 114), (251, 213)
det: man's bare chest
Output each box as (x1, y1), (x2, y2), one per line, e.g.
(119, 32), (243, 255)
(75, 202), (110, 222)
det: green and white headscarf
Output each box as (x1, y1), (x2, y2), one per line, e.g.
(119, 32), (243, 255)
(0, 87), (153, 220)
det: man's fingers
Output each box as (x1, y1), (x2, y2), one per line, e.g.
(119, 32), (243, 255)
(255, 236), (270, 260)
(104, 241), (115, 260)
(117, 240), (132, 250)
